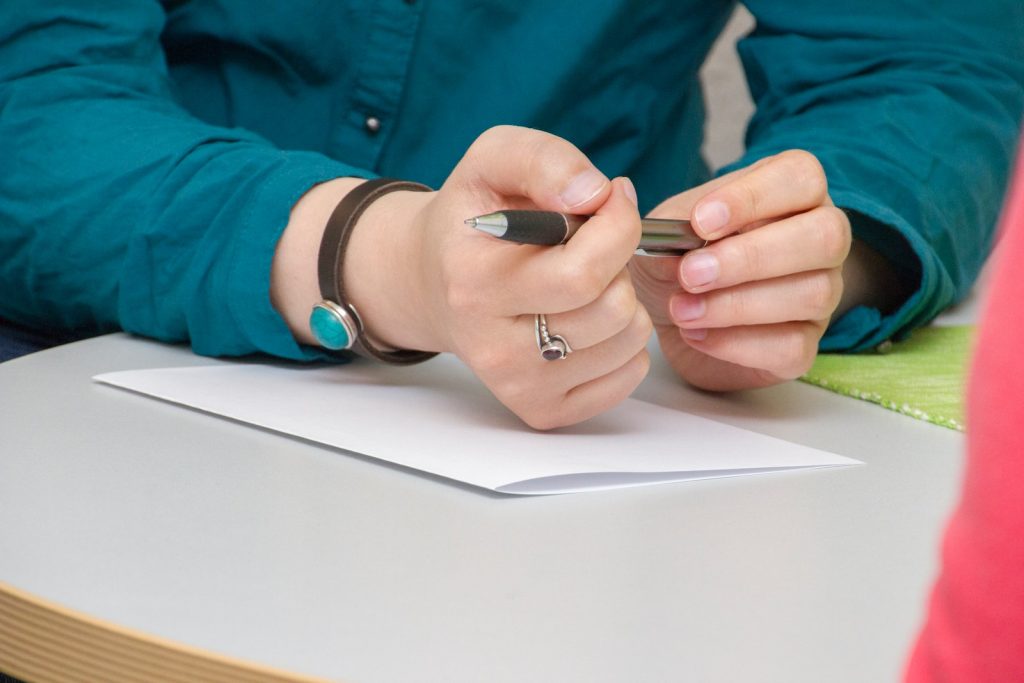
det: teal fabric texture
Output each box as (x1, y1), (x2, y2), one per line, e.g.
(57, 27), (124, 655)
(0, 2), (1021, 360)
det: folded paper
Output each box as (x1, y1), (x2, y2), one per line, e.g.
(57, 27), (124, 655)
(95, 355), (860, 495)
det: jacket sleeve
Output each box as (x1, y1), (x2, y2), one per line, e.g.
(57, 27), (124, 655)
(0, 2), (369, 359)
(727, 0), (1024, 351)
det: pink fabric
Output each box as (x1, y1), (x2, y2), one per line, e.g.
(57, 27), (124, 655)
(905, 145), (1024, 681)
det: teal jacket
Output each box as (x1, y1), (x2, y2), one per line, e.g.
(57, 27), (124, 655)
(1, 2), (1021, 359)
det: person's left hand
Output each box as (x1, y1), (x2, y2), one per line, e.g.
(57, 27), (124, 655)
(629, 150), (851, 391)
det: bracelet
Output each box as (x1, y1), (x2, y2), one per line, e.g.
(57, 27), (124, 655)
(309, 177), (438, 365)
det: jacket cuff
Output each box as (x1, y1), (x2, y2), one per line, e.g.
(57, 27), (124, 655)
(822, 189), (956, 352)
(218, 151), (376, 361)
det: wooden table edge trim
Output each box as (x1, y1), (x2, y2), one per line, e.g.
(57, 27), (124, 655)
(0, 580), (337, 683)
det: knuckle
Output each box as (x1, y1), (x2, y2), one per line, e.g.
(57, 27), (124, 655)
(633, 348), (652, 380)
(780, 149), (828, 200)
(523, 131), (576, 177)
(523, 416), (551, 431)
(779, 148), (823, 176)
(621, 348), (652, 390)
(518, 406), (550, 430)
(606, 353), (650, 405)
(776, 328), (815, 379)
(634, 355), (652, 391)
(467, 343), (510, 377)
(732, 178), (762, 220)
(504, 380), (536, 411)
(778, 148), (817, 167)
(829, 268), (845, 311)
(728, 237), (763, 279)
(638, 302), (655, 333)
(817, 208), (852, 264)
(796, 329), (819, 374)
(493, 371), (551, 421)
(600, 277), (638, 332)
(720, 287), (748, 322)
(805, 272), (838, 319)
(629, 305), (655, 345)
(469, 125), (532, 170)
(477, 124), (515, 147)
(523, 406), (570, 431)
(560, 258), (606, 305)
(796, 335), (819, 376)
(467, 126), (500, 158)
(523, 134), (554, 179)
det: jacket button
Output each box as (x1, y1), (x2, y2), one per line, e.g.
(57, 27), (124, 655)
(364, 116), (382, 134)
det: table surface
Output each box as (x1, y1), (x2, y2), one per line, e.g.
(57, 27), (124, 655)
(0, 330), (966, 682)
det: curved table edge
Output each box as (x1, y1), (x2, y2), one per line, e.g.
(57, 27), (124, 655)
(0, 580), (335, 683)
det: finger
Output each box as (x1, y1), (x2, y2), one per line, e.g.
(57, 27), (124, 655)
(480, 308), (651, 431)
(507, 302), (651, 392)
(653, 341), (787, 392)
(691, 150), (830, 240)
(645, 155), (776, 222)
(508, 178), (642, 313)
(630, 251), (681, 284)
(550, 303), (653, 388)
(676, 320), (826, 381)
(678, 206), (851, 292)
(463, 298), (650, 394)
(454, 125), (612, 215)
(532, 349), (650, 430)
(669, 269), (843, 329)
(628, 255), (682, 328)
(538, 270), (638, 351)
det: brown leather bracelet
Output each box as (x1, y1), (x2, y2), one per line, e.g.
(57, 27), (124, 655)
(309, 177), (438, 365)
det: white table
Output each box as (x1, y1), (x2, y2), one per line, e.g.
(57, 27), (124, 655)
(0, 333), (964, 682)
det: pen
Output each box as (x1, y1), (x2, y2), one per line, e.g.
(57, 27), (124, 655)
(464, 210), (705, 256)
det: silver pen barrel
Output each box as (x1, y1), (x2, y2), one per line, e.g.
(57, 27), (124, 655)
(468, 211), (706, 256)
(564, 215), (705, 255)
(636, 218), (706, 255)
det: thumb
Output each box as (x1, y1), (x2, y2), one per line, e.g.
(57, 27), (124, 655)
(453, 125), (611, 214)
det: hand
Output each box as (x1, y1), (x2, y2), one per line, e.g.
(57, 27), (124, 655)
(342, 127), (653, 429)
(629, 150), (851, 391)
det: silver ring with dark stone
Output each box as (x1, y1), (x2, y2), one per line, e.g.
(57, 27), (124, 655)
(535, 313), (573, 361)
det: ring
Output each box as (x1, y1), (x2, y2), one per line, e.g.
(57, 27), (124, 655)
(534, 314), (573, 361)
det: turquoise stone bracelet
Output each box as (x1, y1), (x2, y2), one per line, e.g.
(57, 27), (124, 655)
(309, 300), (361, 351)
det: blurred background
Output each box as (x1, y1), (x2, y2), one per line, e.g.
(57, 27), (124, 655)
(700, 6), (755, 171)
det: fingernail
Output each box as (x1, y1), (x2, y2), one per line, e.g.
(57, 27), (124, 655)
(560, 168), (608, 209)
(694, 200), (729, 235)
(679, 328), (707, 341)
(670, 294), (705, 323)
(621, 177), (638, 207)
(680, 252), (719, 289)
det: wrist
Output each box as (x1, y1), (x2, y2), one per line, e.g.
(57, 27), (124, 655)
(271, 177), (364, 346)
(836, 238), (913, 320)
(342, 188), (440, 352)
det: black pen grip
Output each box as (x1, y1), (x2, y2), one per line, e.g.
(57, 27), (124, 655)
(498, 210), (570, 246)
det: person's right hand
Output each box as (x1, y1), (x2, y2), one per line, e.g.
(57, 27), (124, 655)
(349, 126), (653, 429)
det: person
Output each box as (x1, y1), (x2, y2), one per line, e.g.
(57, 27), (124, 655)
(0, 2), (1020, 428)
(904, 142), (1024, 681)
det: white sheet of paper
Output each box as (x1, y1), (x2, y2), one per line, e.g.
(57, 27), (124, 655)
(94, 355), (860, 495)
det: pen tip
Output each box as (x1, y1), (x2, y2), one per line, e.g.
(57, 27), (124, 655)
(465, 212), (508, 238)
